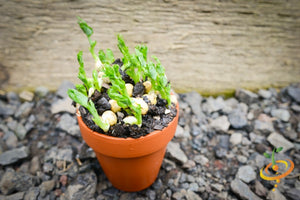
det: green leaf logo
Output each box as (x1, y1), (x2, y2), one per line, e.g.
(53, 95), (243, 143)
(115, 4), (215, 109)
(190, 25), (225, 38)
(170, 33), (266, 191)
(264, 153), (271, 159)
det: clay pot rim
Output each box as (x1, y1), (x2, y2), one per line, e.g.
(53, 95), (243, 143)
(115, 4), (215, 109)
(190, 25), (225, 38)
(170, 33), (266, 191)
(77, 103), (179, 143)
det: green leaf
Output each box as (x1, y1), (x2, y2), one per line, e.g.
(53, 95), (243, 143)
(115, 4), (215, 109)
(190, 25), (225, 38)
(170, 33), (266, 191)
(92, 69), (101, 91)
(106, 49), (115, 64)
(77, 17), (102, 68)
(77, 17), (93, 37)
(98, 50), (106, 63)
(68, 89), (89, 108)
(263, 152), (271, 158)
(276, 147), (283, 153)
(136, 45), (148, 61)
(77, 51), (92, 89)
(68, 88), (110, 132)
(98, 49), (115, 64)
(117, 34), (130, 59)
(75, 84), (87, 96)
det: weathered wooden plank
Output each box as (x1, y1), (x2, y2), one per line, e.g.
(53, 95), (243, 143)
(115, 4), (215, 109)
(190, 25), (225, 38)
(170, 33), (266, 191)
(0, 0), (299, 95)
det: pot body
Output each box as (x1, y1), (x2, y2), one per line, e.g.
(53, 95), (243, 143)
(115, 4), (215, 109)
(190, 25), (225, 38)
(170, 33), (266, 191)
(77, 104), (179, 192)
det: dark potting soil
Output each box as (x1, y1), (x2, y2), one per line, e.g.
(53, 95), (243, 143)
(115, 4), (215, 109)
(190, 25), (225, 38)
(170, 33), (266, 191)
(79, 99), (177, 139)
(78, 61), (177, 138)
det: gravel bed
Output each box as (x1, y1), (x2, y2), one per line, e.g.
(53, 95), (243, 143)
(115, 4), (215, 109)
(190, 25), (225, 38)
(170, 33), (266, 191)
(0, 82), (299, 200)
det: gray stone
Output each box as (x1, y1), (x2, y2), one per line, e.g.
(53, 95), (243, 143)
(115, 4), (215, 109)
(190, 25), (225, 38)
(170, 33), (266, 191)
(35, 86), (49, 97)
(186, 190), (202, 200)
(236, 165), (256, 183)
(63, 172), (97, 200)
(242, 137), (251, 145)
(175, 125), (190, 138)
(19, 90), (34, 102)
(291, 104), (300, 113)
(189, 182), (199, 192)
(202, 96), (225, 114)
(217, 192), (228, 200)
(4, 192), (25, 200)
(230, 178), (262, 200)
(250, 132), (265, 144)
(182, 160), (196, 169)
(56, 80), (75, 98)
(0, 101), (16, 116)
(211, 183), (224, 192)
(57, 113), (80, 137)
(172, 190), (185, 200)
(254, 180), (268, 198)
(217, 134), (230, 150)
(146, 190), (156, 200)
(258, 89), (272, 99)
(286, 188), (300, 200)
(0, 146), (29, 165)
(7, 120), (28, 140)
(230, 133), (243, 145)
(215, 147), (228, 159)
(15, 123), (27, 140)
(4, 131), (18, 149)
(271, 109), (290, 122)
(39, 180), (55, 197)
(51, 97), (76, 114)
(194, 155), (209, 166)
(0, 168), (34, 195)
(237, 155), (247, 164)
(267, 189), (286, 200)
(14, 102), (34, 119)
(210, 116), (230, 132)
(29, 156), (41, 175)
(43, 162), (54, 174)
(184, 92), (202, 117)
(6, 92), (20, 104)
(287, 86), (300, 103)
(254, 120), (274, 134)
(162, 158), (176, 171)
(152, 178), (163, 190)
(191, 125), (202, 136)
(223, 97), (239, 114)
(228, 110), (248, 129)
(167, 141), (188, 164)
(255, 154), (269, 169)
(44, 146), (73, 162)
(119, 193), (137, 200)
(236, 89), (259, 105)
(24, 187), (40, 200)
(267, 132), (294, 153)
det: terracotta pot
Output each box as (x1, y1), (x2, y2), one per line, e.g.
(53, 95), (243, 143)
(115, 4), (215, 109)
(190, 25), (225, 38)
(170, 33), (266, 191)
(77, 104), (179, 192)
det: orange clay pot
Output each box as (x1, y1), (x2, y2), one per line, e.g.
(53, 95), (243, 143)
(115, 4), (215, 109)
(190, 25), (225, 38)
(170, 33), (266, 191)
(77, 103), (179, 192)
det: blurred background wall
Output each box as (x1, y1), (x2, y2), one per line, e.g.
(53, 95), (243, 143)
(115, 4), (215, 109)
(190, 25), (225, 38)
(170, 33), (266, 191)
(0, 0), (299, 95)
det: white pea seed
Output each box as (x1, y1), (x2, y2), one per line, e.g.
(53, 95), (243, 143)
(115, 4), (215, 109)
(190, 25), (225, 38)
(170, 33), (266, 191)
(123, 116), (138, 125)
(98, 71), (110, 83)
(133, 97), (149, 115)
(95, 60), (102, 71)
(143, 93), (157, 105)
(109, 99), (121, 113)
(153, 116), (160, 120)
(102, 110), (117, 126)
(125, 83), (134, 97)
(143, 81), (152, 93)
(165, 109), (171, 114)
(88, 88), (95, 97)
(170, 94), (178, 105)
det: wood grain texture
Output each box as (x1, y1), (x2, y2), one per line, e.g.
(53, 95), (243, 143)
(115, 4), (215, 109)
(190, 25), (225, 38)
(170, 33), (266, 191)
(0, 0), (299, 94)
